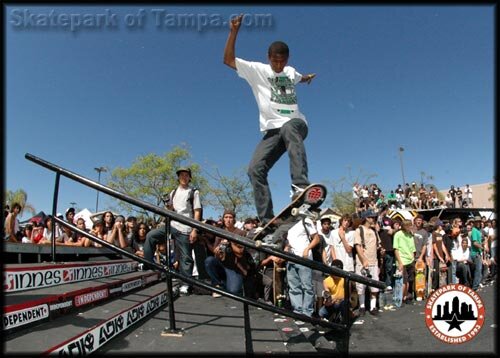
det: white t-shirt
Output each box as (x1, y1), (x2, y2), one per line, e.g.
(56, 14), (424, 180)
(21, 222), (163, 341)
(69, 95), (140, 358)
(287, 218), (317, 260)
(318, 228), (336, 266)
(331, 228), (355, 272)
(169, 186), (202, 234)
(235, 57), (306, 132)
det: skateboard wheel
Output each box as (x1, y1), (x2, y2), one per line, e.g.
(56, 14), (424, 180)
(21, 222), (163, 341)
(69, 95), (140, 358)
(291, 208), (299, 216)
(255, 240), (262, 247)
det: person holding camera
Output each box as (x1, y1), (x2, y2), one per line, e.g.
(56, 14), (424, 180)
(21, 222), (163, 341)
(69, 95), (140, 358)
(204, 210), (256, 297)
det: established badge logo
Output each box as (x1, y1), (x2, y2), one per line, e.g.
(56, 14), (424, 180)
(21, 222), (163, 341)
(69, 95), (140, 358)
(425, 284), (485, 344)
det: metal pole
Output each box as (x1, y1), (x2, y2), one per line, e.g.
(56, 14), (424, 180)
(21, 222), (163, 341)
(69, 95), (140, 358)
(398, 147), (406, 186)
(51, 173), (60, 263)
(94, 167), (107, 212)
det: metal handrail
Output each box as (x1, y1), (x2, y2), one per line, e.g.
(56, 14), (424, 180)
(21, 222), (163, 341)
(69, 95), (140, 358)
(26, 152), (387, 354)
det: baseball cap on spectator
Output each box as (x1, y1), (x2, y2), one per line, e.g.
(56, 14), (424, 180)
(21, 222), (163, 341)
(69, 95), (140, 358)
(473, 216), (482, 222)
(56, 213), (63, 219)
(361, 209), (377, 219)
(320, 216), (332, 224)
(65, 207), (75, 215)
(126, 216), (137, 222)
(176, 167), (192, 178)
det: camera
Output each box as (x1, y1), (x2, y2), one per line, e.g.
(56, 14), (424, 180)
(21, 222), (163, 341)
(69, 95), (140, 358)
(360, 268), (372, 278)
(218, 242), (232, 255)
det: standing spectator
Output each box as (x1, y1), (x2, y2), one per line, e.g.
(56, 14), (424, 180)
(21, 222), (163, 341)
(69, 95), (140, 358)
(386, 191), (397, 208)
(144, 167), (203, 296)
(444, 193), (454, 208)
(470, 216), (484, 290)
(379, 216), (396, 290)
(353, 209), (381, 316)
(4, 202), (22, 242)
(332, 214), (355, 273)
(284, 214), (320, 317)
(125, 216), (138, 243)
(464, 184), (473, 207)
(448, 185), (457, 208)
(454, 238), (472, 286)
(404, 183), (411, 206)
(431, 219), (451, 289)
(455, 186), (464, 208)
(106, 215), (130, 249)
(352, 183), (360, 206)
(418, 184), (427, 209)
(487, 219), (496, 280)
(65, 217), (87, 246)
(393, 220), (416, 304)
(84, 219), (106, 247)
(318, 216), (336, 267)
(409, 191), (419, 209)
(415, 215), (433, 290)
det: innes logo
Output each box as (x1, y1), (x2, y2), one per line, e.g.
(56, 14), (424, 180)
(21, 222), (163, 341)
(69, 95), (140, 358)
(75, 289), (109, 307)
(3, 304), (49, 329)
(425, 284), (485, 344)
(4, 262), (136, 292)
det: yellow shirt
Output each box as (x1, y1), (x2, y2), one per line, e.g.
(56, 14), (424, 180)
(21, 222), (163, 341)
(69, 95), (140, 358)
(323, 275), (345, 300)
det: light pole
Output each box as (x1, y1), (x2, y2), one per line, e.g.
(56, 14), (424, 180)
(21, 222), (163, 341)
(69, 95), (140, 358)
(398, 147), (406, 186)
(94, 167), (107, 213)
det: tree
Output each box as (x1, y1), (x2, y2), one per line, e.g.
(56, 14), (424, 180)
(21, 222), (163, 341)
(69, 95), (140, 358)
(4, 189), (36, 217)
(488, 181), (496, 206)
(203, 167), (255, 218)
(328, 166), (378, 215)
(106, 145), (209, 225)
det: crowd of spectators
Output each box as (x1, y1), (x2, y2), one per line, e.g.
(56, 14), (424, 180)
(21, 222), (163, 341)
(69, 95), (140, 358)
(3, 178), (494, 323)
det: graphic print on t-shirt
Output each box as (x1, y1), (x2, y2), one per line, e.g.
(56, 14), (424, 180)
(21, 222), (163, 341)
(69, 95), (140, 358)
(268, 76), (297, 105)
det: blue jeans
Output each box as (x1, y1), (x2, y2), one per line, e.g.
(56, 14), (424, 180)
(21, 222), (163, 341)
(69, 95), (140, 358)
(248, 118), (309, 222)
(143, 225), (194, 279)
(204, 256), (243, 295)
(451, 260), (458, 284)
(471, 254), (483, 290)
(286, 262), (314, 317)
(319, 300), (347, 320)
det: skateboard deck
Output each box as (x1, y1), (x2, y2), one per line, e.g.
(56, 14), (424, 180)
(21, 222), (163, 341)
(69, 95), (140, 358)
(393, 270), (403, 308)
(414, 260), (426, 301)
(439, 262), (447, 287)
(273, 261), (286, 307)
(253, 183), (327, 243)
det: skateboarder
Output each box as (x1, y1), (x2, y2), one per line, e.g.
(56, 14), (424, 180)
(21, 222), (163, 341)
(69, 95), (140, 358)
(223, 14), (317, 227)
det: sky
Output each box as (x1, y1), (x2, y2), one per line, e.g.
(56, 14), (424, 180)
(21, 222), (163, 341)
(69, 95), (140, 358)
(5, 5), (496, 221)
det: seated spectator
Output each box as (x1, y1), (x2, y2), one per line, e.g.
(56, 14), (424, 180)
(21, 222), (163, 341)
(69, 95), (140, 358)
(106, 215), (130, 249)
(4, 202), (22, 242)
(21, 224), (33, 243)
(125, 216), (138, 243)
(84, 219), (106, 247)
(102, 211), (115, 235)
(31, 222), (45, 244)
(39, 215), (64, 245)
(132, 222), (149, 257)
(204, 210), (256, 297)
(319, 259), (352, 322)
(65, 207), (76, 224)
(64, 217), (87, 246)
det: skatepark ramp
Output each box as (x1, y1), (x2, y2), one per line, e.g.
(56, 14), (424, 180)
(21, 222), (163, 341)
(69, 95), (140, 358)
(12, 153), (386, 355)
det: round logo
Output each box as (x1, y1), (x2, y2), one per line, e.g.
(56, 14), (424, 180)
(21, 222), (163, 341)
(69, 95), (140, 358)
(425, 284), (485, 344)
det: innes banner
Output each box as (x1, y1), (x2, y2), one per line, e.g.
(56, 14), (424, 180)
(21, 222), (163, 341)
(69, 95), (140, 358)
(49, 291), (168, 355)
(4, 261), (136, 292)
(3, 304), (50, 330)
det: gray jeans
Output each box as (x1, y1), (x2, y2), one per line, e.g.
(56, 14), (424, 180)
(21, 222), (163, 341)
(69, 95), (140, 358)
(248, 118), (309, 222)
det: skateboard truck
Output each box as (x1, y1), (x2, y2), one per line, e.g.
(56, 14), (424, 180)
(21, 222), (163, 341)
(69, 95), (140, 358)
(291, 204), (319, 220)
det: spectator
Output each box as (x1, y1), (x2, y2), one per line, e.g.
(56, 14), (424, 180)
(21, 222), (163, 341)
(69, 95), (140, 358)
(65, 217), (87, 246)
(386, 191), (397, 208)
(470, 216), (484, 290)
(353, 209), (381, 316)
(39, 215), (64, 245)
(444, 193), (454, 208)
(318, 259), (350, 322)
(379, 216), (396, 290)
(243, 217), (257, 232)
(85, 219), (106, 247)
(393, 220), (416, 304)
(284, 212), (320, 317)
(143, 167), (203, 296)
(106, 215), (130, 249)
(454, 237), (472, 286)
(65, 207), (76, 224)
(204, 210), (256, 297)
(409, 191), (419, 209)
(455, 186), (463, 208)
(317, 216), (336, 267)
(448, 185), (457, 208)
(332, 214), (355, 274)
(132, 222), (149, 257)
(431, 219), (451, 289)
(464, 184), (473, 207)
(102, 211), (115, 236)
(4, 202), (22, 242)
(21, 224), (34, 243)
(125, 216), (138, 243)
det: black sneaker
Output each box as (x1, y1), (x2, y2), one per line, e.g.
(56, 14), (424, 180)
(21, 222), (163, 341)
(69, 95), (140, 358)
(358, 307), (366, 317)
(369, 308), (379, 316)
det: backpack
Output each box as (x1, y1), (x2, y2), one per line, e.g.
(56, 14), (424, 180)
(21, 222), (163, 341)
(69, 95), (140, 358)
(168, 187), (203, 220)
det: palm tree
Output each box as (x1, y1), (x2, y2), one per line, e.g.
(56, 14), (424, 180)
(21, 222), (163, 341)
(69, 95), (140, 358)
(4, 189), (36, 216)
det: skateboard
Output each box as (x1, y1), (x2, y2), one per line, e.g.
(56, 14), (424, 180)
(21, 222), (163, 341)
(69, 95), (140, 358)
(273, 261), (286, 307)
(393, 270), (403, 308)
(439, 262), (447, 287)
(253, 183), (327, 243)
(414, 260), (426, 301)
